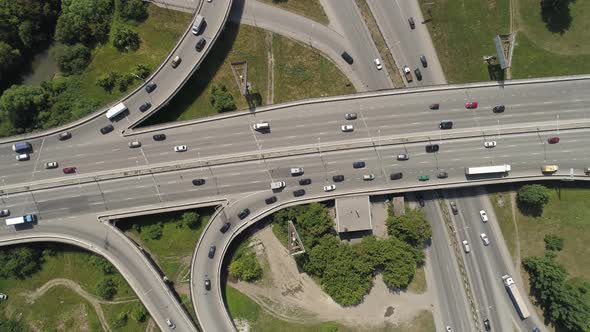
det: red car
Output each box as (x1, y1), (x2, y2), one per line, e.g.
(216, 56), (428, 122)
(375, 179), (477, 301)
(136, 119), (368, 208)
(465, 102), (478, 109)
(548, 137), (560, 144)
(63, 167), (77, 174)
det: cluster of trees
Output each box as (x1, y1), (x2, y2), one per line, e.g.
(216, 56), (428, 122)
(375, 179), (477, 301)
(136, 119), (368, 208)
(271, 202), (430, 306)
(522, 234), (590, 331)
(209, 83), (236, 113)
(134, 211), (202, 242)
(228, 245), (263, 282)
(517, 184), (550, 216)
(0, 0), (61, 90)
(110, 303), (147, 328)
(0, 246), (43, 279)
(96, 63), (152, 93)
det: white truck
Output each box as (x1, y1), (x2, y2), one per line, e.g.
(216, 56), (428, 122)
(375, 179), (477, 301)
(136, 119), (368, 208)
(465, 164), (511, 176)
(5, 214), (36, 226)
(270, 181), (286, 190)
(502, 275), (530, 319)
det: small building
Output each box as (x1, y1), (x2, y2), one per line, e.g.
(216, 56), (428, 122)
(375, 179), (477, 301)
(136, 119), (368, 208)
(335, 196), (372, 238)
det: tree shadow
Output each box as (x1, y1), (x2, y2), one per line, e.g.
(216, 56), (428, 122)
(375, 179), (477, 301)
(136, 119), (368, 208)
(516, 199), (544, 217)
(541, 0), (576, 34)
(487, 64), (504, 81)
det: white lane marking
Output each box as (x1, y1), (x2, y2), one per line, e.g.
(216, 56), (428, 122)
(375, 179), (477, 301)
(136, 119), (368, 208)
(96, 161), (106, 164)
(89, 202), (103, 206)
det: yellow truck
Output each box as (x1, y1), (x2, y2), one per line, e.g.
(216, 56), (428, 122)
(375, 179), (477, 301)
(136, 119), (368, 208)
(541, 165), (558, 173)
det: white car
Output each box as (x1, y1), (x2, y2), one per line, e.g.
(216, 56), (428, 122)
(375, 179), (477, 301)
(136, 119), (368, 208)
(341, 124), (354, 132)
(45, 162), (58, 169)
(362, 174), (375, 181)
(462, 240), (471, 253)
(323, 184), (336, 192)
(480, 233), (490, 246)
(484, 141), (497, 148)
(174, 145), (187, 152)
(16, 153), (29, 161)
(446, 327), (452, 332)
(373, 58), (383, 70)
(0, 293), (6, 300)
(166, 318), (175, 329)
(479, 210), (489, 222)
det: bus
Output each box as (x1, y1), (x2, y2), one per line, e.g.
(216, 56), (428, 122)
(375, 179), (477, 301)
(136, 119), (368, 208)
(465, 164), (511, 176)
(105, 102), (127, 120)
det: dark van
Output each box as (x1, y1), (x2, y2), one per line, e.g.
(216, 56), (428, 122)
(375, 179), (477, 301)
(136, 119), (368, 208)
(439, 121), (453, 130)
(341, 52), (354, 65)
(12, 142), (32, 153)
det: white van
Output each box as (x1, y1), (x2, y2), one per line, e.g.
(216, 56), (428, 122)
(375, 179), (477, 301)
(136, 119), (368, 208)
(253, 122), (270, 131)
(290, 167), (304, 176)
(270, 181), (286, 190)
(105, 102), (127, 120)
(192, 15), (205, 35)
(16, 153), (29, 161)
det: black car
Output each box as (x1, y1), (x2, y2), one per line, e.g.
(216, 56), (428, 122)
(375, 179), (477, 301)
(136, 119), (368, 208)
(153, 133), (166, 141)
(416, 194), (425, 207)
(439, 121), (453, 130)
(493, 105), (505, 113)
(208, 246), (216, 259)
(390, 172), (403, 180)
(420, 55), (427, 67)
(192, 178), (206, 186)
(238, 208), (250, 220)
(299, 178), (312, 186)
(425, 144), (439, 153)
(408, 17), (415, 29)
(332, 175), (344, 182)
(145, 82), (157, 93)
(195, 37), (206, 51)
(341, 51), (354, 65)
(293, 189), (306, 197)
(345, 112), (357, 120)
(450, 201), (458, 215)
(205, 278), (211, 290)
(414, 68), (422, 81)
(58, 131), (71, 141)
(100, 124), (114, 135)
(220, 222), (231, 233)
(353, 161), (365, 169)
(139, 101), (151, 112)
(429, 103), (439, 110)
(437, 171), (449, 179)
(265, 196), (277, 204)
(483, 319), (491, 331)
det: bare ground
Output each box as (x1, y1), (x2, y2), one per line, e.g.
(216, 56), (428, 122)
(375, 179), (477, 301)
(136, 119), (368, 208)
(230, 226), (435, 328)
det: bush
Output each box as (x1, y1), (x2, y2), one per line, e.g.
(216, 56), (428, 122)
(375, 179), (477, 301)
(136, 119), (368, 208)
(117, 73), (135, 92)
(386, 207), (431, 246)
(96, 277), (118, 300)
(130, 303), (148, 322)
(0, 84), (48, 135)
(96, 72), (120, 92)
(181, 212), (201, 229)
(209, 84), (236, 113)
(544, 234), (564, 252)
(0, 318), (26, 332)
(0, 246), (43, 279)
(133, 64), (151, 80)
(119, 0), (148, 21)
(111, 311), (128, 328)
(52, 44), (91, 76)
(89, 255), (116, 274)
(517, 184), (550, 215)
(112, 26), (140, 52)
(141, 223), (163, 241)
(228, 251), (262, 282)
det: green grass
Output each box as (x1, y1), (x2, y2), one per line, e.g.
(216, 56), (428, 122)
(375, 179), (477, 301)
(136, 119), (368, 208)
(0, 285), (103, 331)
(488, 188), (518, 260)
(272, 34), (355, 103)
(102, 301), (149, 332)
(121, 209), (212, 283)
(490, 183), (590, 279)
(407, 266), (427, 294)
(226, 286), (435, 332)
(259, 0), (329, 25)
(418, 0), (510, 83)
(75, 5), (190, 106)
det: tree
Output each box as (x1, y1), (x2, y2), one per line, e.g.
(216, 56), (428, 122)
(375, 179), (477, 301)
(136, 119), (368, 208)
(303, 234), (340, 277)
(96, 277), (118, 300)
(96, 72), (119, 92)
(181, 212), (200, 229)
(0, 42), (22, 77)
(55, 0), (114, 45)
(0, 246), (42, 279)
(111, 311), (128, 328)
(228, 251), (262, 282)
(130, 303), (148, 322)
(386, 207), (432, 247)
(117, 73), (135, 92)
(554, 278), (590, 331)
(141, 223), (163, 241)
(52, 44), (91, 76)
(209, 84), (236, 113)
(517, 184), (550, 215)
(133, 64), (151, 80)
(522, 255), (567, 309)
(544, 234), (564, 252)
(112, 26), (140, 52)
(119, 0), (148, 21)
(90, 255), (116, 274)
(0, 84), (48, 135)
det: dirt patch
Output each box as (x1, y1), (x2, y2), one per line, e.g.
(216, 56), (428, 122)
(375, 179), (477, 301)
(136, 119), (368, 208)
(230, 226), (434, 328)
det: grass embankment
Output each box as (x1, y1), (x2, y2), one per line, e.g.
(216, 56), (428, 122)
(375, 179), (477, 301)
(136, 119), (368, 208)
(489, 183), (590, 279)
(511, 0), (590, 78)
(0, 246), (139, 331)
(259, 0), (329, 25)
(76, 5), (190, 106)
(226, 286), (435, 332)
(146, 22), (354, 125)
(418, 0), (510, 83)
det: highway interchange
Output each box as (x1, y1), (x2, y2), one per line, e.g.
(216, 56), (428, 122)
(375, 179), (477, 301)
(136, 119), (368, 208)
(0, 0), (585, 331)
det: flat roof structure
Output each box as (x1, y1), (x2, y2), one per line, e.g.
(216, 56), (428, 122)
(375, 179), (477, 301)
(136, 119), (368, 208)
(335, 196), (372, 233)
